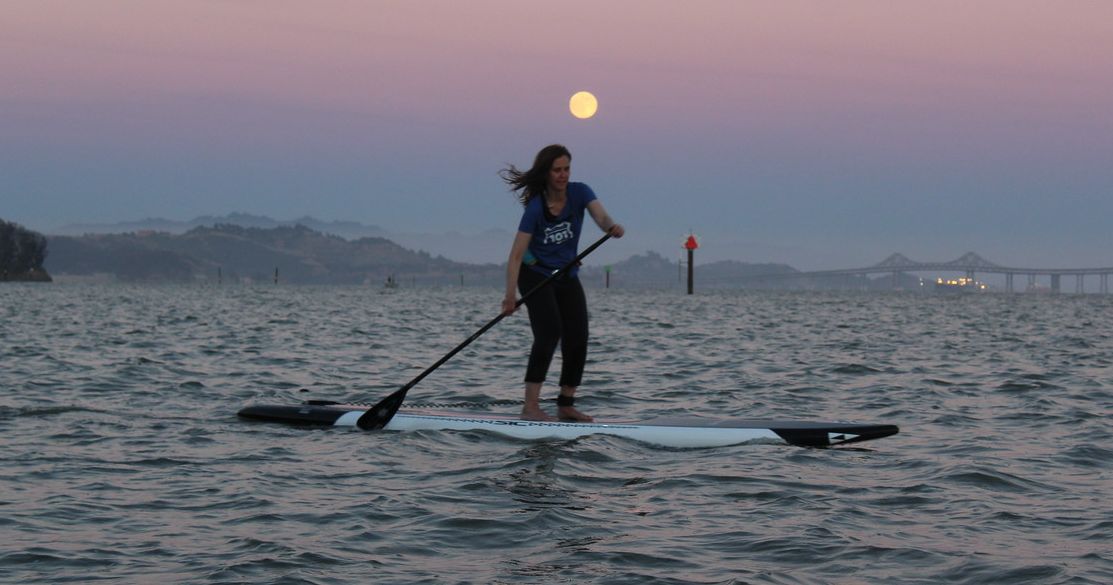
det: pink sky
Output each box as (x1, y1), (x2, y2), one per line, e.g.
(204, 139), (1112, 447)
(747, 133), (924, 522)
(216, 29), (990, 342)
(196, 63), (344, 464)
(3, 1), (1111, 267)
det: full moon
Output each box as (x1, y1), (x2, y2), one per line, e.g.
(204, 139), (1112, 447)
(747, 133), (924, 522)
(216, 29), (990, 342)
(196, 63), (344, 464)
(569, 91), (598, 119)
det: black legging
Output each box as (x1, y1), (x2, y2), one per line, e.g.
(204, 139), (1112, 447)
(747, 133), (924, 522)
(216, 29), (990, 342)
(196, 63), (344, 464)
(517, 264), (589, 387)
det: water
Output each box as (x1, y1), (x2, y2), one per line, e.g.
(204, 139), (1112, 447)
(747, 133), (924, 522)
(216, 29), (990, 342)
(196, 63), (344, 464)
(2, 284), (1110, 584)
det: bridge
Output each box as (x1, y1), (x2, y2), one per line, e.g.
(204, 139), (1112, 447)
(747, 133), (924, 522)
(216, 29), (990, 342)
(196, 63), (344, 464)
(743, 252), (1113, 293)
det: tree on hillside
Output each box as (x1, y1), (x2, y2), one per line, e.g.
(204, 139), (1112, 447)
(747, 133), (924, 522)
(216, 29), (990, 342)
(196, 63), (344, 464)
(0, 219), (49, 279)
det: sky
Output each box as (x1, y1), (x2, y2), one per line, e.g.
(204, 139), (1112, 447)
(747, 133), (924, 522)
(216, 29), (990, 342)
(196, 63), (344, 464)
(2, 0), (1111, 270)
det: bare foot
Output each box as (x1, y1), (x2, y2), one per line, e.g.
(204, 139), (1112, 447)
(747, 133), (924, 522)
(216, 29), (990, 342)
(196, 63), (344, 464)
(520, 406), (555, 421)
(557, 406), (594, 422)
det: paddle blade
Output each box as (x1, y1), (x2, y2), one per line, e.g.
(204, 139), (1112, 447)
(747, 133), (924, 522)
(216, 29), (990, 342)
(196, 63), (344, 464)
(356, 388), (407, 430)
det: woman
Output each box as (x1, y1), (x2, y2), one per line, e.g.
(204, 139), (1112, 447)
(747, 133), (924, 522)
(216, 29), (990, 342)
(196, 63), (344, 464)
(500, 144), (625, 422)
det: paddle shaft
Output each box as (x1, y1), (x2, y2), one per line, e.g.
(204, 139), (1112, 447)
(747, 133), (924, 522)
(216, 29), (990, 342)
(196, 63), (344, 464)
(356, 231), (613, 430)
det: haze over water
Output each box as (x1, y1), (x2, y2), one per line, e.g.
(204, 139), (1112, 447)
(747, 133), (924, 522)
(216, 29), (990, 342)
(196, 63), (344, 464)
(2, 284), (1110, 584)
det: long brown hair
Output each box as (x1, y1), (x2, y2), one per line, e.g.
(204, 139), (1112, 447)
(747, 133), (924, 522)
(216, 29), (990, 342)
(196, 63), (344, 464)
(499, 144), (571, 206)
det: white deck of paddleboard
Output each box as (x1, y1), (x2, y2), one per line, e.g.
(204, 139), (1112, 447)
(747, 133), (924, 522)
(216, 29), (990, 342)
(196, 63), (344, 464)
(336, 409), (786, 448)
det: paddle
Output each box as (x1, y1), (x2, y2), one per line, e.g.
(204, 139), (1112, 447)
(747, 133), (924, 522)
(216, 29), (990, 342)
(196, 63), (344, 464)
(356, 231), (614, 430)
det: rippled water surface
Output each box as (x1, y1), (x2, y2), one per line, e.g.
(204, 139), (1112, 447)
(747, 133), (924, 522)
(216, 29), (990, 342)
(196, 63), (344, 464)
(2, 284), (1111, 584)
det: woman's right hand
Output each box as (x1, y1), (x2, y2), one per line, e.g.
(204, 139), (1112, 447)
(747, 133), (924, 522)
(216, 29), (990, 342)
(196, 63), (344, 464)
(501, 296), (518, 316)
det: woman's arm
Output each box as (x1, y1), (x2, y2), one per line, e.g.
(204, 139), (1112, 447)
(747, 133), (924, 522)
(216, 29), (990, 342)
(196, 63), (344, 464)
(502, 231), (532, 315)
(587, 200), (624, 237)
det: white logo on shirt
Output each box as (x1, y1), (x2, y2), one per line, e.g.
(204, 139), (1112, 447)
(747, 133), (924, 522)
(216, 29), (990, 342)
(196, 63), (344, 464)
(543, 222), (574, 245)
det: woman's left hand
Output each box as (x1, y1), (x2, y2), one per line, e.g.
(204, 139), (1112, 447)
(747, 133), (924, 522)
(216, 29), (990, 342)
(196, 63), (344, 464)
(608, 224), (625, 238)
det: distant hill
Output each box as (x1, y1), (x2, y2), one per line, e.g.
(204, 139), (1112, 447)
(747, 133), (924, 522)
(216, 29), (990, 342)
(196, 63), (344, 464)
(579, 251), (800, 289)
(578, 251), (918, 290)
(52, 213), (514, 264)
(45, 223), (503, 285)
(42, 217), (914, 290)
(53, 212), (388, 240)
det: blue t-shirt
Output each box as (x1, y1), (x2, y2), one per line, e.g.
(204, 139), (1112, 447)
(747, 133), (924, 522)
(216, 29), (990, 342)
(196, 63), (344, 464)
(517, 182), (598, 276)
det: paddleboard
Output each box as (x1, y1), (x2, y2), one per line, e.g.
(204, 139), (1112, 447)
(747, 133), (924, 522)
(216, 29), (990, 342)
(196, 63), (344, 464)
(237, 401), (899, 448)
